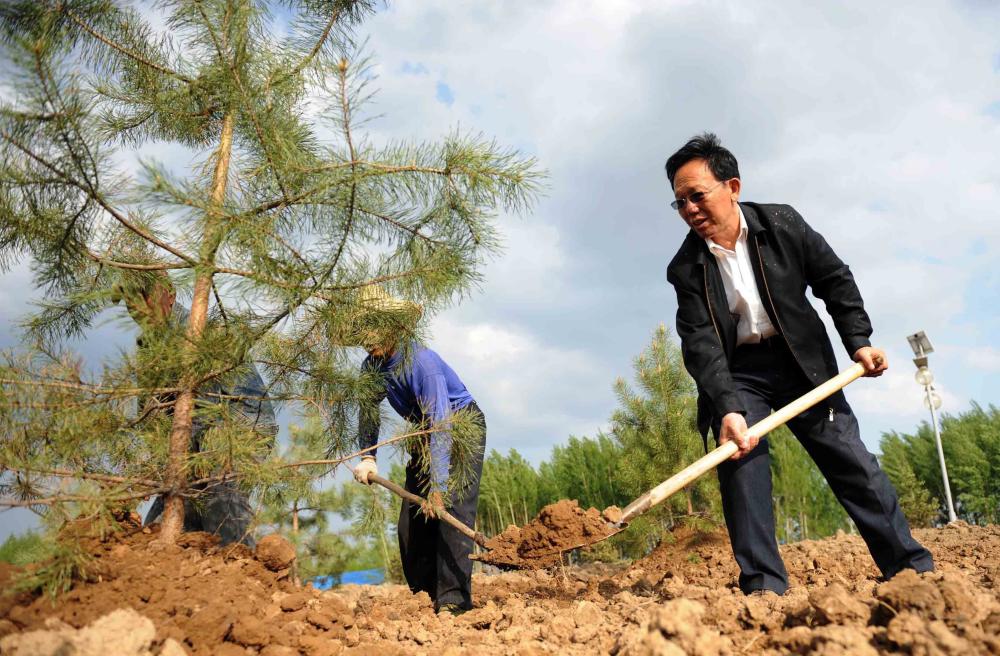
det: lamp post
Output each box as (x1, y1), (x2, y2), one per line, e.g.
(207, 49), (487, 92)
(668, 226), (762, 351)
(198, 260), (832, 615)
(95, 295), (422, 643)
(907, 331), (957, 523)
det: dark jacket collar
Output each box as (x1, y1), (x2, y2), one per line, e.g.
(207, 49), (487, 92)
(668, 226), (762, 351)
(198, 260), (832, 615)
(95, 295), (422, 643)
(687, 202), (767, 265)
(740, 202), (769, 238)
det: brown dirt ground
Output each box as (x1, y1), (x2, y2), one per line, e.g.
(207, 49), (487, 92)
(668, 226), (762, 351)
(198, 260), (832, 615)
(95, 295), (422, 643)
(1, 519), (999, 655)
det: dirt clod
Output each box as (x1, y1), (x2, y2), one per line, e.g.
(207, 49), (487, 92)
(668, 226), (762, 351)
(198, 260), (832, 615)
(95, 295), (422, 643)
(255, 534), (296, 572)
(475, 499), (617, 568)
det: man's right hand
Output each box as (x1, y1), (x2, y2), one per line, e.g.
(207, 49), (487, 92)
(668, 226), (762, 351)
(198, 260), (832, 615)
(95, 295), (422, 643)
(719, 412), (757, 460)
(353, 456), (377, 485)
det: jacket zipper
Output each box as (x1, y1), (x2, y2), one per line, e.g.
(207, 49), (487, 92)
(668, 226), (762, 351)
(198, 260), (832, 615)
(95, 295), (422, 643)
(753, 235), (808, 378)
(701, 263), (724, 346)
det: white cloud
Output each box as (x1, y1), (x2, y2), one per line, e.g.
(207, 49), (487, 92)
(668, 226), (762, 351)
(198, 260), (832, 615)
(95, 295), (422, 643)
(427, 313), (614, 462)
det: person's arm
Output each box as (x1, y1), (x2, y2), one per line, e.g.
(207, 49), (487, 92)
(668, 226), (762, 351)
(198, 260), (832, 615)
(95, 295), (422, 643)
(357, 362), (387, 455)
(797, 210), (873, 357)
(232, 364), (278, 446)
(413, 372), (452, 494)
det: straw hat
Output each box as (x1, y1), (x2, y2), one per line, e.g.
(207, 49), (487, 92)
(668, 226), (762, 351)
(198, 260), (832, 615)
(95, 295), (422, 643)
(346, 284), (423, 349)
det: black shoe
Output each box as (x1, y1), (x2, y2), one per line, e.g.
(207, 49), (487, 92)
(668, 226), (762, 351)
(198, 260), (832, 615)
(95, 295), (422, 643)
(747, 589), (781, 598)
(437, 603), (468, 616)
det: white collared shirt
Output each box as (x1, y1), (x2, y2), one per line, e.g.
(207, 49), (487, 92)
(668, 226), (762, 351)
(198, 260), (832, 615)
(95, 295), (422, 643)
(705, 208), (778, 346)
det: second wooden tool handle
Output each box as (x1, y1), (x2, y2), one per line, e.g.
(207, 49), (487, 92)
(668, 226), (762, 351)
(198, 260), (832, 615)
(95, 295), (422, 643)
(619, 362), (866, 524)
(368, 474), (488, 548)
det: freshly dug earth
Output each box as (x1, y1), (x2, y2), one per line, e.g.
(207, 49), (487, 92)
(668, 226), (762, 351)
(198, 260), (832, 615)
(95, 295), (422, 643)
(1, 520), (999, 655)
(474, 499), (619, 568)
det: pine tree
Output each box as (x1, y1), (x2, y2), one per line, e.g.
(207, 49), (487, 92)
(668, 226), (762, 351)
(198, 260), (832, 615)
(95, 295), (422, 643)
(609, 324), (719, 521)
(258, 417), (357, 581)
(879, 433), (939, 528)
(0, 1), (541, 546)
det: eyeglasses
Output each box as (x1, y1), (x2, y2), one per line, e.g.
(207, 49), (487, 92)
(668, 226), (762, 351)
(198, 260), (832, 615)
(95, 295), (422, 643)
(670, 180), (728, 211)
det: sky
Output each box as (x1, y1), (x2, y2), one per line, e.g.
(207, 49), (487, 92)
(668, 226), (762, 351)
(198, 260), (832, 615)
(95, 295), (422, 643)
(2, 0), (1000, 539)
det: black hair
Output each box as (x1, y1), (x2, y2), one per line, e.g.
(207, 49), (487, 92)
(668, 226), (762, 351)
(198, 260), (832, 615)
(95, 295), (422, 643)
(664, 132), (740, 188)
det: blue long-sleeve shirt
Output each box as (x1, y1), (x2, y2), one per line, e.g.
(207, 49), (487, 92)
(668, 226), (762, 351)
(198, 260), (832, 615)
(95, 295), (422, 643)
(358, 343), (475, 492)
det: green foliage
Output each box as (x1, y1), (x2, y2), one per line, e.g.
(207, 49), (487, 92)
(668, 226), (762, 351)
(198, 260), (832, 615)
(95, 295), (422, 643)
(0, 531), (47, 566)
(879, 433), (940, 527)
(610, 325), (718, 515)
(0, 0), (542, 549)
(539, 434), (631, 513)
(10, 538), (92, 600)
(880, 402), (1000, 525)
(478, 448), (548, 538)
(258, 416), (405, 584)
(769, 427), (850, 541)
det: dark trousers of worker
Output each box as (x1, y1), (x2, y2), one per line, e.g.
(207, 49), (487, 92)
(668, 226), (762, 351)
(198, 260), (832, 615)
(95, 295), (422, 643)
(712, 338), (934, 595)
(143, 418), (257, 547)
(398, 402), (486, 612)
(144, 481), (255, 547)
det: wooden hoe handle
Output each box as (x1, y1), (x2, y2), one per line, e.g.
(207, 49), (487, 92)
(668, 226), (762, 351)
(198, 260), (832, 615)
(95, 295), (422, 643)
(368, 474), (488, 548)
(619, 362), (867, 524)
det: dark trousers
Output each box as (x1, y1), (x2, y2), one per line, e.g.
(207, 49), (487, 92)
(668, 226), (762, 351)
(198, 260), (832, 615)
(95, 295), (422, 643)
(398, 402), (486, 611)
(713, 338), (934, 595)
(143, 419), (256, 547)
(144, 480), (255, 547)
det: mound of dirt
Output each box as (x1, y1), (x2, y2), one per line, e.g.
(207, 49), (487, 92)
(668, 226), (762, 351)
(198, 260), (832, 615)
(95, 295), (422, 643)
(474, 500), (618, 569)
(1, 520), (999, 655)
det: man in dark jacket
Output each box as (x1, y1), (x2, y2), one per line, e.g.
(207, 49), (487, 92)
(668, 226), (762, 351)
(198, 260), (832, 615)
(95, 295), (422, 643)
(664, 133), (933, 596)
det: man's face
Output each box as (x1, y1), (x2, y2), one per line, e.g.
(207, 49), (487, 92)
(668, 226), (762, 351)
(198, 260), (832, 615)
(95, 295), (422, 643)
(671, 159), (741, 243)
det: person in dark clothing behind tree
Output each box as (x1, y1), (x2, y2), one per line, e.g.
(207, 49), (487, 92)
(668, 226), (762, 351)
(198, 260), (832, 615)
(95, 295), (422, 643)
(349, 289), (486, 615)
(663, 133), (933, 596)
(115, 273), (277, 547)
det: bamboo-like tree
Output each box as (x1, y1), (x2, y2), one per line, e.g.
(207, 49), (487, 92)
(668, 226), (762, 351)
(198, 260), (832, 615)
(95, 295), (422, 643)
(0, 0), (541, 546)
(881, 402), (1000, 525)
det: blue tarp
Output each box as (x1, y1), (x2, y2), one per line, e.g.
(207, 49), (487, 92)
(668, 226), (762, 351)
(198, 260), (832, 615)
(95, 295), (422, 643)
(312, 568), (385, 589)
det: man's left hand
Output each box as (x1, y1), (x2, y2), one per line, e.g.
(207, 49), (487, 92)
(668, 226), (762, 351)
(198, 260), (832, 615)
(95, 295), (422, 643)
(853, 346), (888, 377)
(421, 491), (445, 519)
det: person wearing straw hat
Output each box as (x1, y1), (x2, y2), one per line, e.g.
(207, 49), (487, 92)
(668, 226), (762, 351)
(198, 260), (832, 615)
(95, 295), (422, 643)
(350, 287), (486, 615)
(114, 272), (277, 547)
(663, 133), (933, 597)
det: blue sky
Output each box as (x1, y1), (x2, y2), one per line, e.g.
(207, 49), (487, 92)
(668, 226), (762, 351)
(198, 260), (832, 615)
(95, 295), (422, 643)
(3, 0), (1000, 539)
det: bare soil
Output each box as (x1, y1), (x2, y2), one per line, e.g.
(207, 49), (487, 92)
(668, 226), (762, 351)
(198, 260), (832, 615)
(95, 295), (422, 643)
(474, 499), (618, 568)
(2, 519), (999, 655)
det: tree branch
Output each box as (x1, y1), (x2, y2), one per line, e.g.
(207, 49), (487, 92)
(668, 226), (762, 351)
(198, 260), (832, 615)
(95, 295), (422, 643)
(64, 7), (192, 83)
(0, 128), (197, 264)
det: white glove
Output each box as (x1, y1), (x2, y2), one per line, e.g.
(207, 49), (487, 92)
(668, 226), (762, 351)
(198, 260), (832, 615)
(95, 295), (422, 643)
(353, 457), (377, 485)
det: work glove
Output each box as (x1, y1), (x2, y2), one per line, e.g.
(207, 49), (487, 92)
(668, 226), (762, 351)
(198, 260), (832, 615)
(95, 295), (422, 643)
(420, 491), (445, 519)
(353, 456), (377, 485)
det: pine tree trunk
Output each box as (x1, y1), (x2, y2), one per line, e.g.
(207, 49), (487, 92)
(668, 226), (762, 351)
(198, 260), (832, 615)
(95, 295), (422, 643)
(158, 113), (235, 544)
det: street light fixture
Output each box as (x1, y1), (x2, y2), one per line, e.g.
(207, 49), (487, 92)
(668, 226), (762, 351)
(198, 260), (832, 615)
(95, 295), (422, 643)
(906, 331), (956, 523)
